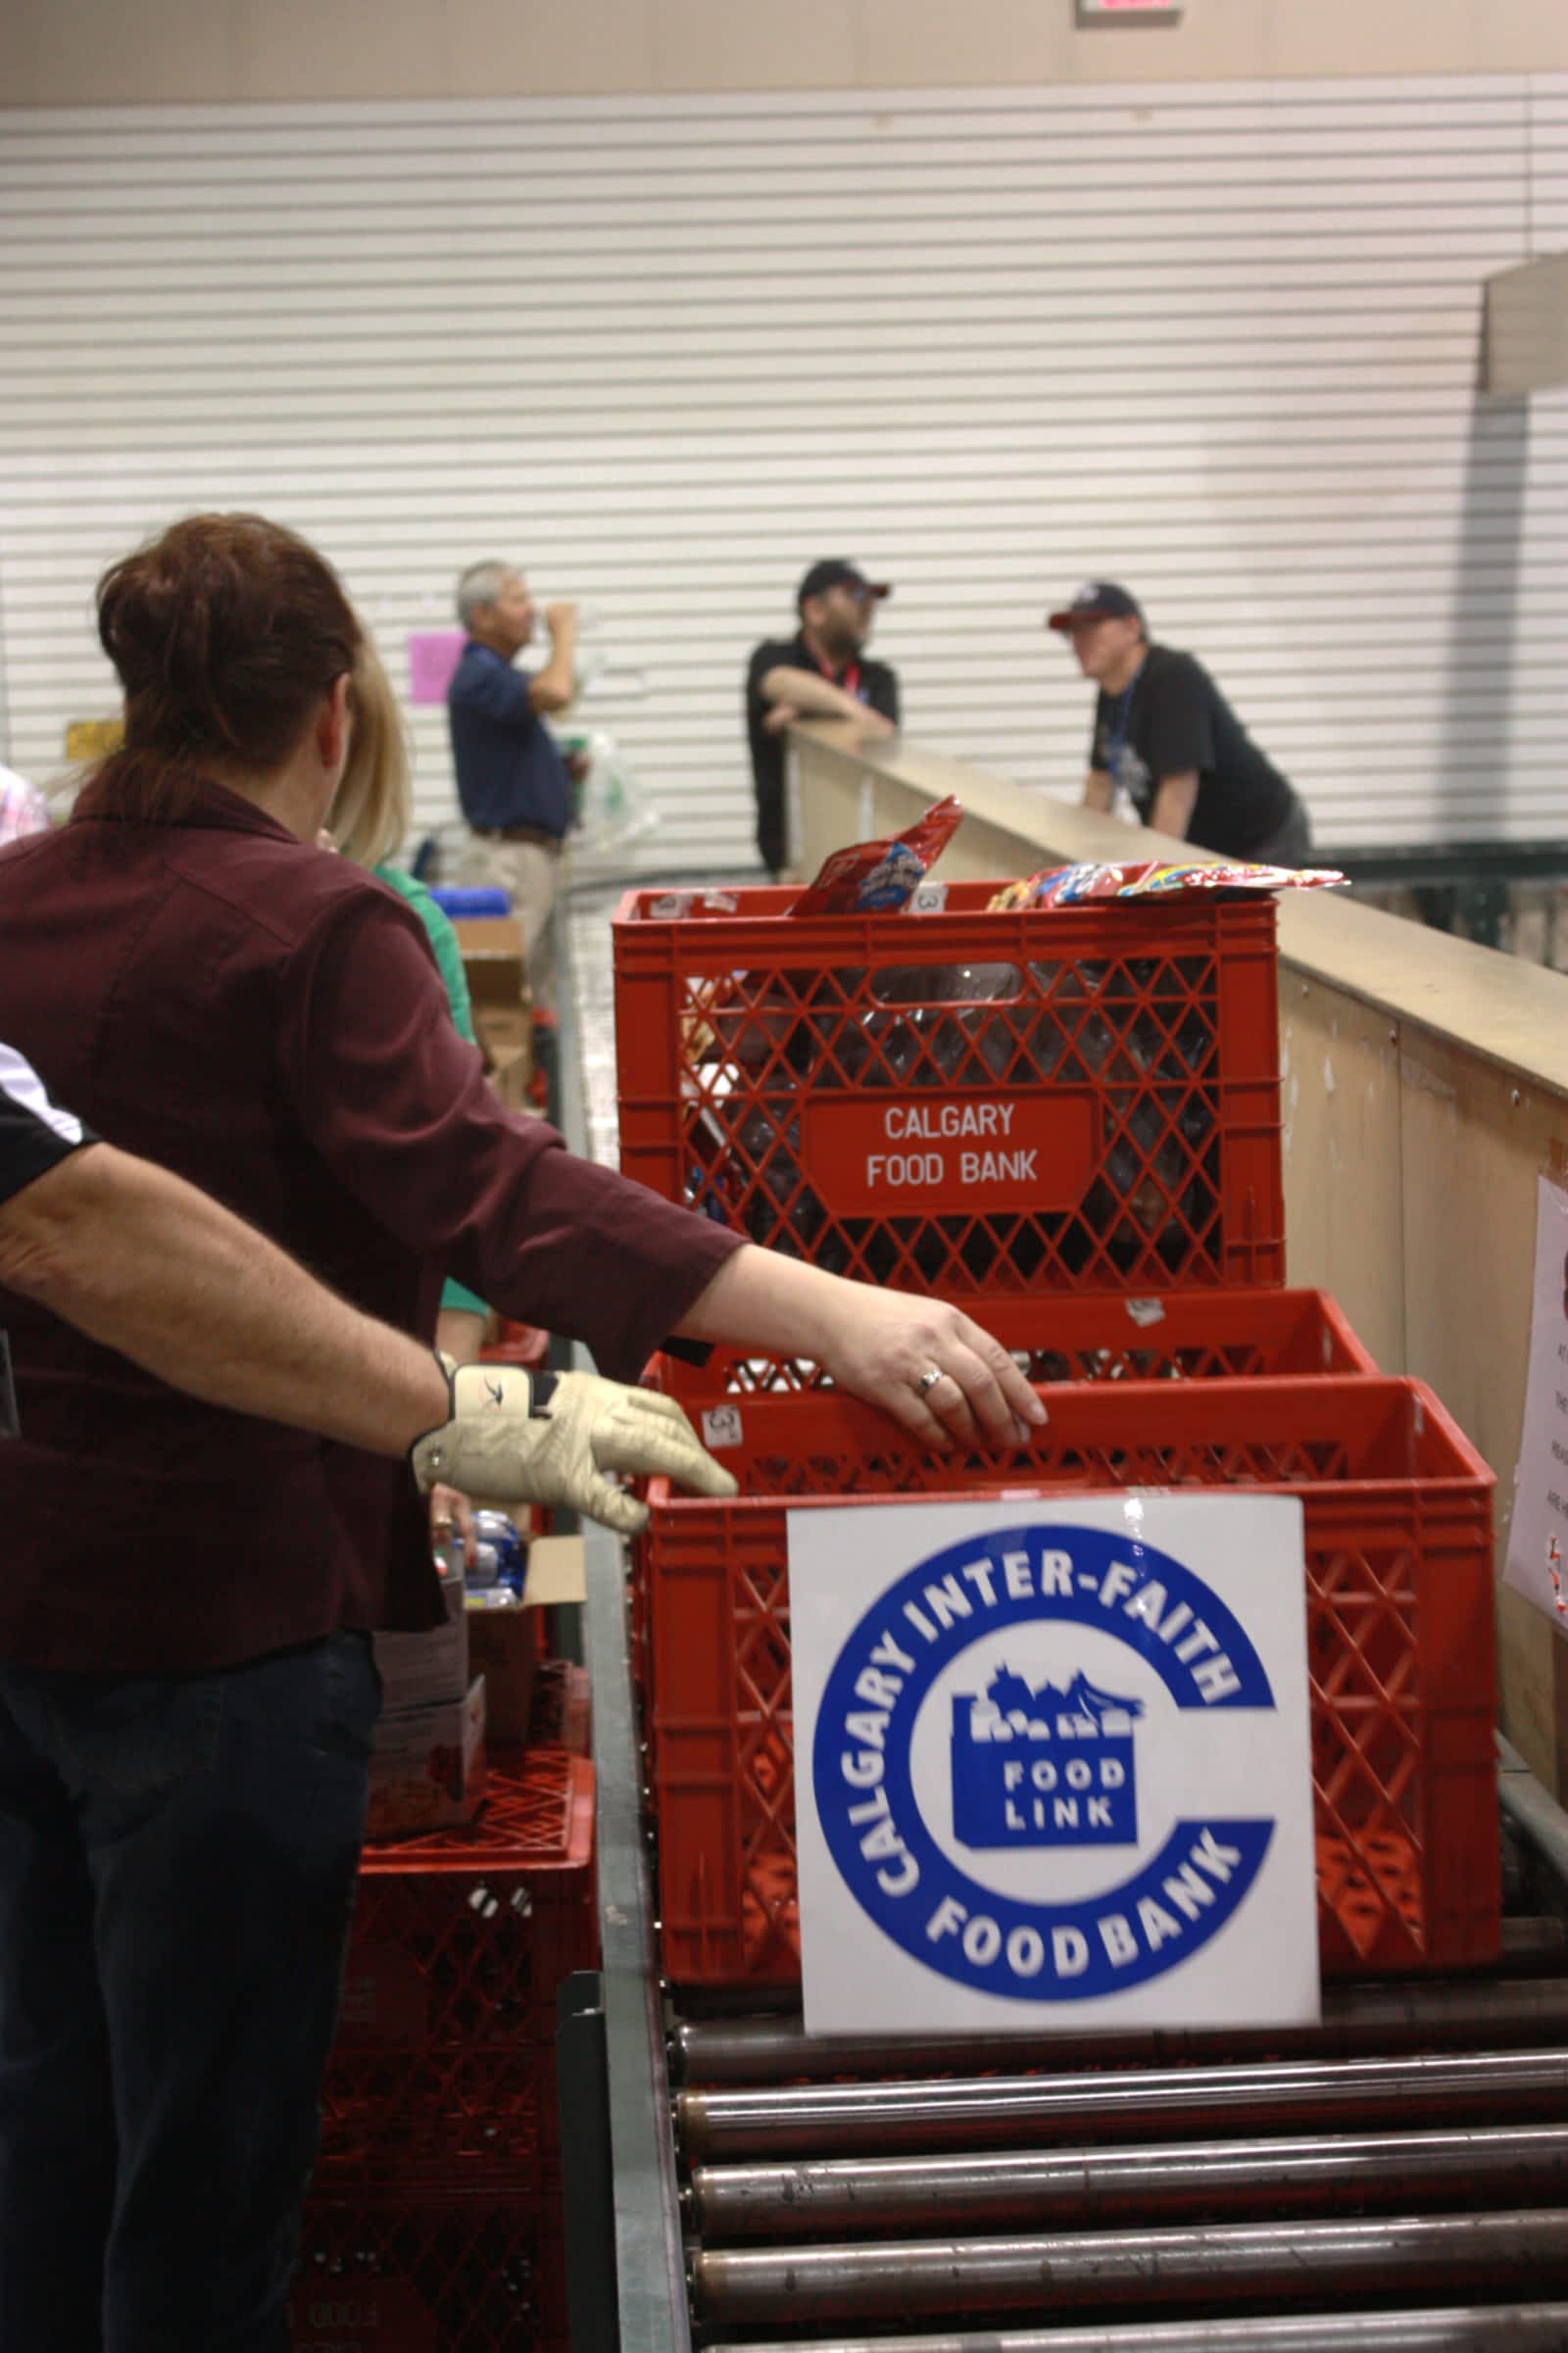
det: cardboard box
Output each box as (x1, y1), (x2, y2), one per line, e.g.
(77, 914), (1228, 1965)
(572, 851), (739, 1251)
(472, 1001), (531, 1061)
(487, 1044), (535, 1114)
(366, 1676), (487, 1841)
(469, 997), (534, 1111)
(524, 1534), (588, 1611)
(370, 1572), (467, 1714)
(465, 1535), (586, 1742)
(454, 916), (527, 1010)
(464, 1607), (538, 1742)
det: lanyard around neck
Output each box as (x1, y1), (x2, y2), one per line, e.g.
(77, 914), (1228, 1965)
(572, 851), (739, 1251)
(1103, 664), (1143, 768)
(805, 640), (861, 701)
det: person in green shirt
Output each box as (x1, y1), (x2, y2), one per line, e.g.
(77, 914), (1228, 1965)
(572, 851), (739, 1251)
(328, 636), (497, 1559)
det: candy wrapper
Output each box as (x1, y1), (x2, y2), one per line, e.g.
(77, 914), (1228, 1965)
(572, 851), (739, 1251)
(989, 858), (1347, 911)
(792, 795), (963, 916)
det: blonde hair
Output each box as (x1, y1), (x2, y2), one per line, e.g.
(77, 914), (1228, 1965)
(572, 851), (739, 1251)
(329, 630), (412, 869)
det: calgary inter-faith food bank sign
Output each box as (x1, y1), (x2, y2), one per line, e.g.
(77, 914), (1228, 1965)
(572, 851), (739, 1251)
(791, 1492), (1318, 2034)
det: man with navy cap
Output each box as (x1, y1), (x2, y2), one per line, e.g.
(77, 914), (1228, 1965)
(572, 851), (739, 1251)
(1050, 581), (1310, 864)
(746, 560), (902, 879)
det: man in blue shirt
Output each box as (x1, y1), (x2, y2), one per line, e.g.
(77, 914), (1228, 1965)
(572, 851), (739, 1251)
(447, 562), (578, 1012)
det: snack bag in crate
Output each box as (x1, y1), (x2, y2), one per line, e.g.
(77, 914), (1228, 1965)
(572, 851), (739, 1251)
(992, 858), (1348, 909)
(790, 795), (964, 916)
(693, 800), (966, 1266)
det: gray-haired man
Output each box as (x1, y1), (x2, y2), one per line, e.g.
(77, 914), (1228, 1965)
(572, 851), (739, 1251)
(447, 562), (578, 1014)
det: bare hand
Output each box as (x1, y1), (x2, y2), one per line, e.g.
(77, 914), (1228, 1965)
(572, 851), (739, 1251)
(543, 601), (578, 637)
(811, 1288), (1046, 1453)
(762, 703), (800, 736)
(427, 1481), (478, 1572)
(847, 705), (897, 739)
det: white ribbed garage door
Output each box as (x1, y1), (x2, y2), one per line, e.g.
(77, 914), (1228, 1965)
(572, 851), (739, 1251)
(1, 76), (1564, 864)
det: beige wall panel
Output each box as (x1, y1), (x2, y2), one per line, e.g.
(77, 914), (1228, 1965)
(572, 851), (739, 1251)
(1397, 1038), (1568, 1781)
(456, 0), (656, 97)
(854, 0), (1267, 88)
(1397, 1037), (1562, 1442)
(234, 0), (446, 102)
(649, 0), (858, 92)
(795, 749), (868, 876)
(1266, 0), (1568, 77)
(1278, 982), (1404, 1369)
(0, 0), (237, 106)
(6, 0), (1568, 102)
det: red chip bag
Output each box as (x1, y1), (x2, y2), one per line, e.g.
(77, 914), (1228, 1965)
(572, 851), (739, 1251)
(792, 795), (964, 916)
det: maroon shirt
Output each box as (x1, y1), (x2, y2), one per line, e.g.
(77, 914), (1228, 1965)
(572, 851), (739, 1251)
(0, 785), (741, 1671)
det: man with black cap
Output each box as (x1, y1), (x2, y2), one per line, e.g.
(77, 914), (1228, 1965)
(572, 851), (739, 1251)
(1049, 581), (1310, 864)
(746, 560), (901, 879)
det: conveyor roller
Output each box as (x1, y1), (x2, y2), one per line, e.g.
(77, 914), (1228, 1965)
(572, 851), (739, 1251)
(674, 1974), (1568, 2084)
(691, 2208), (1568, 2328)
(678, 2046), (1568, 2161)
(689, 2120), (1568, 2238)
(718, 2307), (1568, 2353)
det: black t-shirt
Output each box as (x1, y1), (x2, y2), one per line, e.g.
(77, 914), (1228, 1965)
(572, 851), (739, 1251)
(746, 632), (902, 817)
(0, 1041), (90, 1210)
(1091, 644), (1298, 857)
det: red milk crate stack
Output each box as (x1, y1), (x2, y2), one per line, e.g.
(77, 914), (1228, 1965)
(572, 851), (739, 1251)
(612, 875), (1500, 1988)
(302, 1740), (597, 2352)
(615, 881), (1285, 1294)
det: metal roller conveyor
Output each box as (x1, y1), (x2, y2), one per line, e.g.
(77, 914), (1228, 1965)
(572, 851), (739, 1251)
(690, 2207), (1568, 2328)
(674, 1977), (1568, 2085)
(688, 2120), (1568, 2240)
(718, 2304), (1568, 2353)
(677, 2046), (1568, 2160)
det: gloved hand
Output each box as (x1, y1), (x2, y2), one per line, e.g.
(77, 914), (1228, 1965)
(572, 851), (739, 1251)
(410, 1359), (738, 1538)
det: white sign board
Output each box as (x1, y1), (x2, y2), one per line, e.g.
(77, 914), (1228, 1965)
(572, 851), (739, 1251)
(791, 1492), (1319, 2035)
(1504, 1175), (1568, 1628)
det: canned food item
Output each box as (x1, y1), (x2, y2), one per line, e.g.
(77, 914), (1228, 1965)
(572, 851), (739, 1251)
(467, 1510), (525, 1596)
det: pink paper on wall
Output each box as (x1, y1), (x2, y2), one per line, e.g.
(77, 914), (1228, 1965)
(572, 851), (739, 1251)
(408, 630), (466, 705)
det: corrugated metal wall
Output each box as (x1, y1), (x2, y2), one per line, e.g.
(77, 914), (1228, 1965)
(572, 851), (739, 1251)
(1, 77), (1564, 865)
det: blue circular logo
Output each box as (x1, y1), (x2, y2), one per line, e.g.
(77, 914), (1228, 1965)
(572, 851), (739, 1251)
(811, 1521), (1277, 2001)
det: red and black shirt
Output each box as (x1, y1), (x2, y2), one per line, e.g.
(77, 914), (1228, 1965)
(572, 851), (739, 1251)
(0, 786), (740, 1671)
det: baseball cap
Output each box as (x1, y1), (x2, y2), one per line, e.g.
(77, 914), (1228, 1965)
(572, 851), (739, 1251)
(1048, 580), (1144, 631)
(797, 559), (892, 610)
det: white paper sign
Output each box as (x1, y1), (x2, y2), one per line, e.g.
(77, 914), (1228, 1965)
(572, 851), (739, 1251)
(1504, 1175), (1568, 1628)
(791, 1492), (1319, 2036)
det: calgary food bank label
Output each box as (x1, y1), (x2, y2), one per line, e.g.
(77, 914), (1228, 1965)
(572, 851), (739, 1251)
(791, 1495), (1319, 2035)
(800, 1091), (1099, 1215)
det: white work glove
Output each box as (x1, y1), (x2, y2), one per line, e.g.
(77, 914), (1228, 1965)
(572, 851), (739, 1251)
(410, 1358), (738, 1538)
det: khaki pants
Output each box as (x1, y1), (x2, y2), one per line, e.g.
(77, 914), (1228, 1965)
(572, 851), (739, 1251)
(461, 832), (564, 1015)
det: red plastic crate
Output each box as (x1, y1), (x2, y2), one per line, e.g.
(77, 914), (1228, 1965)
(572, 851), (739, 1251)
(628, 1291), (1375, 1732)
(291, 2182), (566, 2351)
(613, 881), (1283, 1295)
(636, 1376), (1496, 1986)
(661, 1285), (1375, 1404)
(319, 1749), (595, 2184)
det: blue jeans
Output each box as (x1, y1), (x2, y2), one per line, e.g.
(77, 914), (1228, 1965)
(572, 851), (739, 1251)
(0, 1633), (380, 2353)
